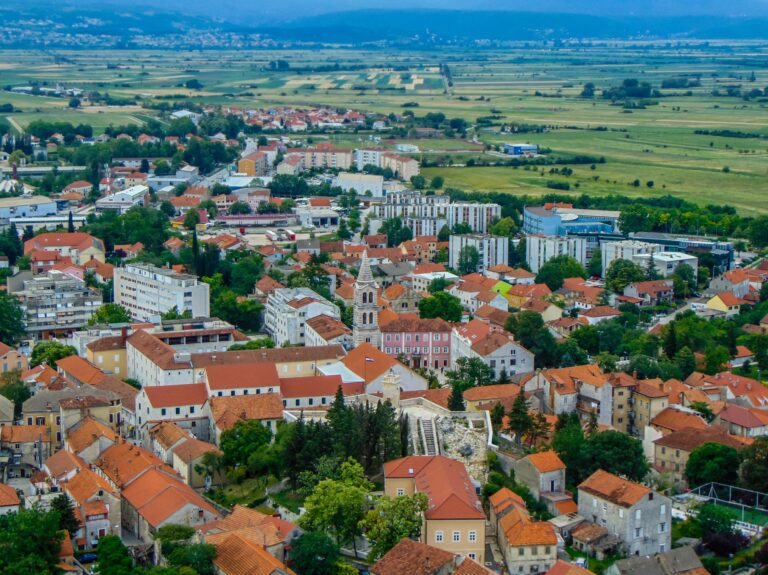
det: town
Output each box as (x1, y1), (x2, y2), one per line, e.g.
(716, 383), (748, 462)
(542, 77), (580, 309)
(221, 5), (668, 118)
(2, 54), (768, 575)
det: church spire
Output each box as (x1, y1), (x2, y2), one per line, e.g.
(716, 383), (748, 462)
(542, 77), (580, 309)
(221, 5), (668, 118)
(353, 250), (381, 348)
(357, 250), (374, 284)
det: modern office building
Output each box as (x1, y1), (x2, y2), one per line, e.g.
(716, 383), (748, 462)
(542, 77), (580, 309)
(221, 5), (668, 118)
(630, 232), (733, 274)
(114, 264), (210, 322)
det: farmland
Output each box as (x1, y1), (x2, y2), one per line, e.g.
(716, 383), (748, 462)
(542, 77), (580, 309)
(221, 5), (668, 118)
(2, 43), (768, 212)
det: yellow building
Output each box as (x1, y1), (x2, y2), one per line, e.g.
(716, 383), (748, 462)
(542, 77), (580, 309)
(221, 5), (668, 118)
(706, 292), (746, 317)
(631, 380), (669, 435)
(383, 455), (486, 564)
(86, 335), (128, 377)
(237, 151), (268, 177)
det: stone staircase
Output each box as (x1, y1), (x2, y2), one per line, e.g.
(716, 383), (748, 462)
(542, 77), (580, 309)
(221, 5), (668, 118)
(419, 418), (439, 456)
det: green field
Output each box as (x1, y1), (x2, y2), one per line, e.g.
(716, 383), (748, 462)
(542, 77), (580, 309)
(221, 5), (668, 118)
(2, 44), (768, 212)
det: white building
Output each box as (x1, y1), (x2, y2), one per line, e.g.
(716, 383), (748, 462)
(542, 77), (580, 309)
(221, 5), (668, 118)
(449, 234), (509, 274)
(95, 185), (149, 214)
(451, 320), (534, 379)
(332, 172), (384, 197)
(114, 263), (210, 322)
(0, 196), (58, 224)
(264, 287), (340, 346)
(601, 240), (658, 275)
(525, 235), (587, 274)
(632, 252), (698, 278)
(135, 383), (210, 443)
(409, 271), (459, 293)
(447, 203), (502, 234)
(354, 148), (385, 170)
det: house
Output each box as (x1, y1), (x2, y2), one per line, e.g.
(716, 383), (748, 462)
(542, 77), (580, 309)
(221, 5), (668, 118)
(61, 466), (120, 549)
(522, 298), (563, 323)
(710, 269), (751, 299)
(64, 416), (116, 464)
(24, 232), (106, 266)
(451, 320), (534, 380)
(706, 292), (747, 317)
(0, 483), (20, 515)
(489, 487), (558, 575)
(204, 362), (281, 397)
(172, 437), (222, 488)
(237, 151), (268, 177)
(0, 341), (26, 375)
(463, 383), (521, 412)
(85, 335), (127, 376)
(335, 343), (428, 394)
(210, 532), (296, 575)
(604, 546), (706, 575)
(208, 394), (284, 444)
(371, 538), (494, 575)
(730, 345), (754, 369)
(264, 287), (341, 346)
(280, 375), (363, 410)
(148, 421), (191, 464)
(381, 283), (422, 314)
(304, 315), (354, 350)
(380, 316), (452, 370)
(578, 306), (621, 325)
(1, 425), (51, 477)
(577, 469), (672, 556)
(631, 381), (669, 436)
(120, 467), (220, 542)
(717, 404), (768, 437)
(649, 407), (707, 436)
(653, 426), (744, 487)
(384, 456), (486, 563)
(514, 451), (576, 516)
(135, 384), (209, 442)
(546, 560), (595, 575)
(94, 441), (169, 490)
(623, 280), (674, 307)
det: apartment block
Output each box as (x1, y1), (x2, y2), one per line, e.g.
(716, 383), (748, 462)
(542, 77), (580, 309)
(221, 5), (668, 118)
(525, 235), (587, 274)
(449, 234), (509, 274)
(114, 263), (210, 322)
(264, 287), (340, 346)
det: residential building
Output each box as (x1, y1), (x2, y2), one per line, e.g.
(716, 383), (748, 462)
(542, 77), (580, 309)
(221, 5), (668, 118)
(24, 232), (105, 265)
(7, 270), (101, 337)
(330, 343), (428, 394)
(64, 416), (116, 464)
(0, 483), (20, 515)
(514, 451), (576, 516)
(452, 320), (534, 379)
(204, 362), (281, 397)
(525, 235), (587, 275)
(384, 456), (486, 564)
(0, 425), (50, 478)
(381, 316), (452, 370)
(706, 292), (747, 317)
(280, 375), (364, 410)
(172, 438), (222, 488)
(623, 280), (675, 307)
(578, 469), (672, 556)
(710, 269), (752, 299)
(447, 203), (502, 234)
(653, 426), (743, 487)
(95, 185), (149, 214)
(0, 341), (27, 373)
(86, 335), (128, 376)
(633, 252), (698, 278)
(136, 384), (209, 442)
(208, 394), (284, 444)
(489, 487), (558, 575)
(333, 172), (384, 197)
(601, 240), (658, 275)
(237, 151), (268, 177)
(631, 381), (669, 436)
(371, 538), (493, 575)
(60, 466), (119, 549)
(114, 263), (210, 321)
(449, 234), (509, 274)
(284, 145), (353, 171)
(381, 153), (420, 181)
(531, 365), (612, 426)
(604, 546), (706, 575)
(264, 287), (340, 346)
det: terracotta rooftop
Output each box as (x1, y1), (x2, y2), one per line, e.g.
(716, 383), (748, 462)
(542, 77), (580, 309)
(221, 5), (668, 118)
(61, 466), (115, 505)
(191, 345), (345, 369)
(0, 425), (49, 443)
(372, 538), (454, 575)
(463, 383), (521, 403)
(95, 442), (170, 488)
(212, 532), (295, 575)
(280, 375), (362, 399)
(86, 335), (126, 353)
(650, 408), (707, 433)
(578, 469), (651, 508)
(342, 343), (397, 383)
(205, 362), (280, 391)
(379, 316), (452, 333)
(173, 437), (220, 464)
(210, 394), (284, 432)
(66, 416), (116, 454)
(0, 483), (20, 507)
(148, 421), (191, 450)
(526, 451), (566, 473)
(546, 559), (595, 575)
(143, 384), (208, 408)
(654, 425), (744, 452)
(44, 450), (87, 480)
(304, 315), (352, 341)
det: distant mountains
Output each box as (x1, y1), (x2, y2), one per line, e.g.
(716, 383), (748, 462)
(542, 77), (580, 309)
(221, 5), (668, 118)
(5, 1), (768, 43)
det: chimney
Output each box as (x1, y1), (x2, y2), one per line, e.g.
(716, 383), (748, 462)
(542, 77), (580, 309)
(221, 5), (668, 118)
(121, 326), (128, 344)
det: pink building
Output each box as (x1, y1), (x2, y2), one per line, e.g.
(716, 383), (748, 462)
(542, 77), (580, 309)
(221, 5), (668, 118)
(380, 316), (452, 370)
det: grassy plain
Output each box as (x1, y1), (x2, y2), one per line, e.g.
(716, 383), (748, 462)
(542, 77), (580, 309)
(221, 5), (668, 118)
(2, 44), (768, 211)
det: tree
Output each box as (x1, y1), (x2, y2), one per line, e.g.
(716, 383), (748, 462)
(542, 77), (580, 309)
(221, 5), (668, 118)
(704, 345), (730, 374)
(336, 218), (352, 240)
(183, 209), (200, 230)
(290, 532), (340, 575)
(410, 175), (426, 189)
(489, 217), (517, 238)
(50, 494), (81, 536)
(448, 384), (465, 411)
(685, 443), (740, 488)
(587, 247), (602, 277)
(663, 322), (677, 359)
(219, 419), (272, 471)
(427, 277), (454, 293)
(96, 535), (135, 575)
(457, 245), (481, 275)
(229, 201), (252, 215)
(430, 176), (444, 189)
(68, 97), (81, 109)
(446, 357), (495, 390)
(697, 503), (735, 536)
(739, 436), (768, 492)
(535, 255), (587, 291)
(437, 224), (451, 242)
(690, 401), (716, 423)
(167, 543), (216, 575)
(675, 346), (697, 379)
(360, 493), (429, 561)
(605, 259), (646, 293)
(585, 430), (649, 482)
(30, 340), (77, 367)
(507, 389), (532, 445)
(505, 310), (559, 367)
(67, 211), (75, 233)
(87, 303), (132, 326)
(0, 370), (31, 418)
(0, 293), (25, 345)
(418, 291), (462, 323)
(0, 505), (63, 575)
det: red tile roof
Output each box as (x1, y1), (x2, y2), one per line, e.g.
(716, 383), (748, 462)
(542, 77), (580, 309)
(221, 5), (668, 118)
(143, 384), (208, 408)
(526, 451), (566, 473)
(372, 538), (454, 575)
(578, 469), (650, 507)
(205, 362), (280, 391)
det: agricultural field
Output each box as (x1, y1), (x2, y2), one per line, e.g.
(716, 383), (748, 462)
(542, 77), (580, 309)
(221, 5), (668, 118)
(2, 43), (768, 212)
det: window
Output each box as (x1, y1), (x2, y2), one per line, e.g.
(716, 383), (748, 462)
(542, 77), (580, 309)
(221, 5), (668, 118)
(532, 546), (538, 556)
(619, 509), (624, 519)
(635, 509), (642, 522)
(659, 522), (666, 533)
(452, 531), (461, 543)
(468, 530), (477, 542)
(175, 407), (181, 415)
(161, 408), (167, 416)
(397, 488), (405, 496)
(518, 548), (525, 556)
(435, 531), (444, 543)
(190, 406), (195, 414)
(659, 543), (666, 553)
(660, 504), (666, 516)
(468, 553), (476, 560)
(545, 546), (551, 554)
(635, 527), (643, 539)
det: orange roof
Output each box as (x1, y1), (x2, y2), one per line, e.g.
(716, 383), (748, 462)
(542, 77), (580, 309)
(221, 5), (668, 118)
(463, 383), (521, 402)
(66, 416), (116, 454)
(526, 451), (566, 473)
(143, 384), (208, 408)
(385, 456), (484, 520)
(61, 467), (115, 505)
(121, 467), (218, 527)
(372, 538), (454, 575)
(555, 499), (579, 515)
(173, 438), (220, 463)
(453, 558), (495, 575)
(342, 343), (397, 383)
(654, 425), (744, 452)
(148, 421), (191, 450)
(56, 356), (104, 385)
(44, 450), (87, 479)
(210, 394), (284, 431)
(212, 533), (295, 575)
(0, 483), (19, 507)
(398, 388), (451, 410)
(650, 408), (707, 433)
(547, 560), (595, 575)
(24, 232), (103, 255)
(95, 442), (169, 488)
(0, 425), (48, 443)
(578, 469), (650, 508)
(505, 519), (557, 546)
(205, 362), (280, 391)
(305, 315), (351, 341)
(489, 487), (526, 515)
(579, 306), (621, 318)
(170, 195), (202, 207)
(83, 259), (115, 280)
